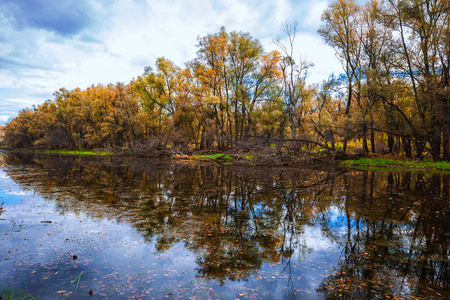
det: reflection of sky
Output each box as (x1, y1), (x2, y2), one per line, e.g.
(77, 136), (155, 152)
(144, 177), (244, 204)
(0, 167), (343, 299)
(319, 205), (362, 237)
(0, 182), (198, 298)
(0, 169), (35, 204)
(325, 206), (348, 228)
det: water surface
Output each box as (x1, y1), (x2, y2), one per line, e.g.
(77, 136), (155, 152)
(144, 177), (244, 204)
(0, 153), (448, 299)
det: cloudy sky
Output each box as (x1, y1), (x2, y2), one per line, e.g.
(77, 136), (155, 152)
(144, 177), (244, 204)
(0, 0), (342, 125)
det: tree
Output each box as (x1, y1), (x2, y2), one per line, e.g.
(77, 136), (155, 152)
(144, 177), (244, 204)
(134, 57), (183, 144)
(319, 0), (363, 151)
(274, 22), (313, 140)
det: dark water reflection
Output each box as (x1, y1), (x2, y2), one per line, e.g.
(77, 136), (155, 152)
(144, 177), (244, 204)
(0, 152), (448, 299)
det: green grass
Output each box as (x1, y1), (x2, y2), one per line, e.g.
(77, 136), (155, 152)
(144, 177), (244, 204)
(41, 150), (113, 156)
(0, 283), (36, 300)
(195, 153), (231, 160)
(342, 157), (450, 171)
(0, 272), (83, 299)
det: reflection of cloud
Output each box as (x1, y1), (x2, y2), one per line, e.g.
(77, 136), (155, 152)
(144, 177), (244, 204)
(0, 170), (9, 179)
(6, 191), (34, 196)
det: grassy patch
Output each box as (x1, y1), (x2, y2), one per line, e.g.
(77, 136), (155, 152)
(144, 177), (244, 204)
(342, 157), (450, 171)
(195, 153), (231, 160)
(41, 150), (113, 156)
(194, 153), (256, 162)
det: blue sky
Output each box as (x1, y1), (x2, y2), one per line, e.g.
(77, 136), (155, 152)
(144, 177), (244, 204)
(0, 0), (341, 125)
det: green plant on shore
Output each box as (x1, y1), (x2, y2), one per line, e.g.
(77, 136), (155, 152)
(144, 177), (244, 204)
(194, 153), (256, 162)
(342, 158), (450, 171)
(195, 153), (231, 160)
(41, 150), (113, 156)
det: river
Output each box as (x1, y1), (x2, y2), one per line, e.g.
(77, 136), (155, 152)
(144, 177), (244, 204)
(0, 152), (448, 299)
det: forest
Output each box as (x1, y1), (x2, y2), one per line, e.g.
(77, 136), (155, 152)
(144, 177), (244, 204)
(3, 0), (450, 161)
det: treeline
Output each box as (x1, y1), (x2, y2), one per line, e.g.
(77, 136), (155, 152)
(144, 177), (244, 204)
(319, 0), (450, 161)
(4, 0), (450, 161)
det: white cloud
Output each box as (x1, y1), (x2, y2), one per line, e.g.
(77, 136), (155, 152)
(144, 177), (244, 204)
(0, 0), (341, 124)
(264, 31), (341, 84)
(0, 115), (11, 123)
(305, 1), (328, 27)
(296, 33), (341, 83)
(2, 98), (43, 106)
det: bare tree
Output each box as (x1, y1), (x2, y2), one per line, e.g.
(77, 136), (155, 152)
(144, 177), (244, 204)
(274, 22), (313, 140)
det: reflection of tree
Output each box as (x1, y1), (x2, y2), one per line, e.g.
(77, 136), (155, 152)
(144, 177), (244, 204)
(4, 153), (339, 283)
(3, 153), (449, 297)
(317, 171), (450, 299)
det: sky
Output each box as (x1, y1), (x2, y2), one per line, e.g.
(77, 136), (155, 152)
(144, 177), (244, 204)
(0, 0), (342, 125)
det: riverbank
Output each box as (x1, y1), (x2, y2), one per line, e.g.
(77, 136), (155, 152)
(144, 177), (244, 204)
(40, 149), (113, 156)
(342, 157), (450, 172)
(3, 148), (450, 172)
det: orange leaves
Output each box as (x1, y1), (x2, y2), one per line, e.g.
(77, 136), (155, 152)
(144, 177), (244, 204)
(261, 50), (282, 78)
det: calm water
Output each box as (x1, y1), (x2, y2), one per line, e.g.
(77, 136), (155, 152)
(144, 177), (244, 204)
(0, 152), (448, 299)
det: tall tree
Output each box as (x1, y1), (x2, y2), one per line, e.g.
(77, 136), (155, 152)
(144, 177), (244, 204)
(274, 22), (313, 140)
(319, 0), (363, 151)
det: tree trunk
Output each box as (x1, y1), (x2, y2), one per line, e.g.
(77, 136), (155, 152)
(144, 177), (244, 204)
(370, 128), (375, 153)
(443, 134), (450, 161)
(429, 130), (442, 162)
(388, 134), (394, 154)
(415, 139), (425, 159)
(289, 106), (296, 140)
(362, 128), (368, 156)
(402, 137), (412, 158)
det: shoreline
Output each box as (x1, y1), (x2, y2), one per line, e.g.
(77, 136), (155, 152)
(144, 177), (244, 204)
(2, 148), (450, 172)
